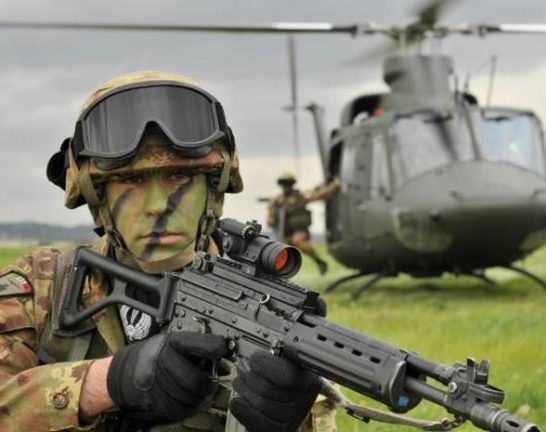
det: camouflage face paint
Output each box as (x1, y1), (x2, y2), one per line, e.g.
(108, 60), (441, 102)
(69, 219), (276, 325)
(111, 188), (134, 223)
(104, 170), (207, 263)
(139, 180), (193, 260)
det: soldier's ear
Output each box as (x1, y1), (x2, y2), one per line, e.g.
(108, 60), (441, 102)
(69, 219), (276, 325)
(47, 138), (71, 190)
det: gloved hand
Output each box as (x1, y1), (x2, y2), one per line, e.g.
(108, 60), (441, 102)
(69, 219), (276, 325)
(229, 351), (321, 432)
(107, 331), (227, 422)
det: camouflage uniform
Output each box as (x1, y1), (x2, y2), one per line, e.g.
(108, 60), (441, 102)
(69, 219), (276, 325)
(0, 72), (337, 431)
(0, 241), (112, 431)
(267, 185), (340, 237)
(267, 174), (340, 274)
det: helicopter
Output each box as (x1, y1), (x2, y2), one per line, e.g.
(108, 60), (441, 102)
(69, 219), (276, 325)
(303, 17), (546, 296)
(2, 1), (546, 298)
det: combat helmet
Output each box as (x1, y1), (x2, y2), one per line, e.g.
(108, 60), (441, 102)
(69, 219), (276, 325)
(47, 70), (243, 271)
(277, 172), (297, 185)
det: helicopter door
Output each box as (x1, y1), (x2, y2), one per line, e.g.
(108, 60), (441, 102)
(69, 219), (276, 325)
(326, 142), (343, 242)
(340, 134), (369, 238)
(342, 129), (391, 237)
(369, 131), (391, 200)
(358, 130), (393, 239)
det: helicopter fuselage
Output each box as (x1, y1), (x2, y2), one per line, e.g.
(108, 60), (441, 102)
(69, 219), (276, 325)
(322, 92), (546, 276)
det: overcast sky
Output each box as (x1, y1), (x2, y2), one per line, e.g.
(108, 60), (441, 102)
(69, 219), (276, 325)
(1, 0), (546, 231)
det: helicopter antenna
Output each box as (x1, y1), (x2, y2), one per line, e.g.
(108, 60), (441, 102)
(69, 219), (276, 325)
(462, 71), (470, 94)
(284, 34), (301, 168)
(486, 55), (497, 106)
(463, 55), (497, 103)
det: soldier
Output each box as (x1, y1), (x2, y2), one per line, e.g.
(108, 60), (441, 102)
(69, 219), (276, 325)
(267, 173), (340, 275)
(0, 71), (336, 431)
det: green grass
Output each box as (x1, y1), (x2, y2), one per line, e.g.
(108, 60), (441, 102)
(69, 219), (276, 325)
(2, 243), (545, 430)
(0, 245), (34, 267)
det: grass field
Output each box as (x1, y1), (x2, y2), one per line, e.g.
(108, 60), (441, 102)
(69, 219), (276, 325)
(1, 244), (544, 431)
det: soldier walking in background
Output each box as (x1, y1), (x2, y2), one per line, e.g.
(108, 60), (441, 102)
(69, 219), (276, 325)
(267, 172), (340, 275)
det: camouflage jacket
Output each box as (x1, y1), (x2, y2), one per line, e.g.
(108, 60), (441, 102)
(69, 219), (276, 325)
(0, 237), (336, 432)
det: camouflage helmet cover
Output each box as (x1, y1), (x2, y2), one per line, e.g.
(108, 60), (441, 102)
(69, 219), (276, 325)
(58, 70), (243, 210)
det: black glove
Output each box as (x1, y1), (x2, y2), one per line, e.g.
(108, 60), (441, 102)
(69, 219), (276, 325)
(107, 331), (227, 422)
(229, 351), (321, 432)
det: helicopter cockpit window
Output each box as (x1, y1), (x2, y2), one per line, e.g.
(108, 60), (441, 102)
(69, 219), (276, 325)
(390, 113), (473, 186)
(478, 110), (545, 175)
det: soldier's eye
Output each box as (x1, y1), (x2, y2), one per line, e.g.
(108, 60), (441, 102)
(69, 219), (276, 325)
(119, 174), (147, 185)
(164, 170), (192, 183)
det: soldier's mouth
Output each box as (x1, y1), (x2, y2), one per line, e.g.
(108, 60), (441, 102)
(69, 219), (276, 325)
(140, 231), (183, 245)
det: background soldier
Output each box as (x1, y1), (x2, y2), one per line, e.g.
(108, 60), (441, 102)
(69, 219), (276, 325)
(0, 71), (336, 431)
(267, 172), (340, 275)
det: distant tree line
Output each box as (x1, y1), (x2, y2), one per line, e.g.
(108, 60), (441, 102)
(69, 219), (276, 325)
(0, 222), (96, 243)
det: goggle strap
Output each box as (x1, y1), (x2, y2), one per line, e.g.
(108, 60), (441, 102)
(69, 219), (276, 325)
(71, 122), (85, 160)
(215, 102), (227, 128)
(215, 103), (235, 152)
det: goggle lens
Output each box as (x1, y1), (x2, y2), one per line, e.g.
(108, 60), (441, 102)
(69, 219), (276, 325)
(75, 84), (229, 161)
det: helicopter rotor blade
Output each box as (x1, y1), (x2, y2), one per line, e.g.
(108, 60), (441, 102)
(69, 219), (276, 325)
(479, 24), (546, 34)
(1, 18), (546, 38)
(0, 20), (358, 35)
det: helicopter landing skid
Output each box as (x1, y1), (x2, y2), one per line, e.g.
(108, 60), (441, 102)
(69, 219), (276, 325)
(351, 271), (394, 299)
(467, 270), (496, 287)
(500, 265), (546, 290)
(322, 270), (395, 298)
(323, 271), (366, 293)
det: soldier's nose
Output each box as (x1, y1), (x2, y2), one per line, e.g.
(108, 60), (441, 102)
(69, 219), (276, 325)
(144, 176), (170, 215)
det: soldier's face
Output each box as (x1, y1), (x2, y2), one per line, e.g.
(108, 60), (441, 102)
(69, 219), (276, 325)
(281, 183), (293, 195)
(104, 170), (207, 261)
(99, 131), (209, 262)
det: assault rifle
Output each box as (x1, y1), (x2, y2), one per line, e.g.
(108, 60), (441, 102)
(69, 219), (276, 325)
(59, 218), (539, 432)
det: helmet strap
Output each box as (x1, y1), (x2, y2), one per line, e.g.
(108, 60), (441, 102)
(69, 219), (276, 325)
(196, 149), (231, 252)
(77, 159), (126, 249)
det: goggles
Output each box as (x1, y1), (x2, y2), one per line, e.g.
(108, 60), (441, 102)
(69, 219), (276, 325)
(71, 81), (233, 164)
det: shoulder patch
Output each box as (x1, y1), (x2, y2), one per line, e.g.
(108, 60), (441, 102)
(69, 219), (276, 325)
(0, 273), (32, 296)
